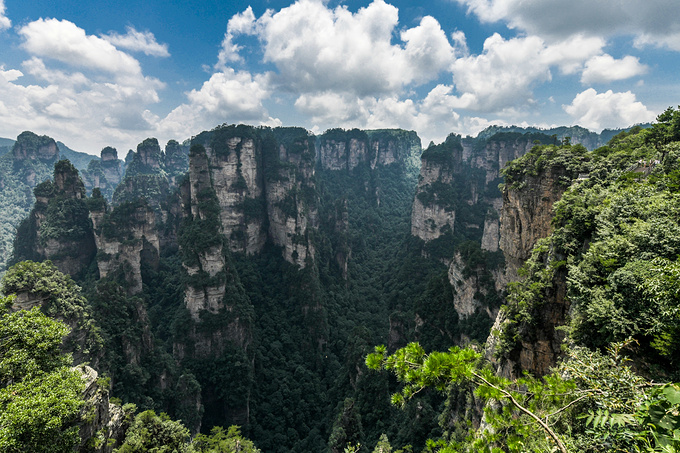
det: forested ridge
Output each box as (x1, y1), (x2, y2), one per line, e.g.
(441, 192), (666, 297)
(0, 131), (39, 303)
(0, 113), (676, 453)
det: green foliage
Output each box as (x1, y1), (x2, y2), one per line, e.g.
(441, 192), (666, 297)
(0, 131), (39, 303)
(0, 306), (71, 385)
(496, 126), (665, 364)
(1, 261), (103, 360)
(645, 106), (680, 151)
(125, 138), (163, 177)
(419, 134), (462, 168)
(113, 174), (170, 208)
(33, 180), (55, 198)
(40, 194), (92, 243)
(329, 398), (364, 453)
(366, 339), (680, 453)
(367, 342), (576, 453)
(115, 410), (191, 453)
(178, 182), (223, 268)
(98, 199), (149, 240)
(0, 150), (53, 272)
(501, 142), (589, 189)
(0, 366), (84, 453)
(192, 425), (261, 452)
(637, 384), (680, 451)
(0, 307), (85, 453)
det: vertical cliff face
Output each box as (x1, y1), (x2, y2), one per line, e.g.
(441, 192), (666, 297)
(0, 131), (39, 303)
(498, 165), (570, 282)
(411, 132), (555, 346)
(207, 134), (266, 254)
(81, 147), (123, 200)
(317, 131), (366, 171)
(163, 139), (190, 187)
(77, 365), (127, 453)
(266, 137), (318, 266)
(317, 128), (421, 172)
(410, 136), (460, 242)
(487, 144), (588, 377)
(190, 125), (320, 267)
(181, 144), (229, 322)
(12, 160), (97, 276)
(177, 142), (254, 427)
(90, 198), (159, 295)
(448, 252), (501, 321)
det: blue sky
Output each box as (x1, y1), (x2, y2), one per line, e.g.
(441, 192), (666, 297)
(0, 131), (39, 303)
(0, 0), (677, 154)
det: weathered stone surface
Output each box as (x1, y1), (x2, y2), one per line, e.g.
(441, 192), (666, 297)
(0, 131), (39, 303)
(411, 197), (456, 241)
(266, 139), (318, 267)
(448, 252), (498, 321)
(76, 365), (127, 453)
(318, 129), (421, 171)
(481, 198), (503, 252)
(209, 137), (266, 254)
(29, 161), (96, 276)
(499, 166), (568, 282)
(91, 203), (159, 295)
(12, 131), (59, 163)
(486, 164), (572, 378)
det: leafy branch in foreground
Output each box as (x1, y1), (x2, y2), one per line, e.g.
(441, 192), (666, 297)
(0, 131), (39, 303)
(366, 342), (575, 453)
(367, 340), (680, 452)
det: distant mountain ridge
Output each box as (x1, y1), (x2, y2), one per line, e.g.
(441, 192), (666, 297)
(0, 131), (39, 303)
(474, 123), (651, 149)
(57, 141), (99, 171)
(0, 137), (14, 158)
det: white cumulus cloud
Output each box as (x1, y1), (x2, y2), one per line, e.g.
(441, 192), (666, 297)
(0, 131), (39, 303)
(445, 33), (615, 113)
(449, 34), (551, 111)
(102, 26), (170, 57)
(581, 54), (648, 84)
(221, 0), (456, 97)
(217, 6), (257, 65)
(0, 20), (168, 153)
(452, 0), (680, 50)
(19, 19), (142, 75)
(563, 88), (655, 131)
(0, 0), (10, 30)
(158, 68), (277, 140)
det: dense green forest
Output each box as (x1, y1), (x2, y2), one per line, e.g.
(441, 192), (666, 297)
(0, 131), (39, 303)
(0, 114), (676, 453)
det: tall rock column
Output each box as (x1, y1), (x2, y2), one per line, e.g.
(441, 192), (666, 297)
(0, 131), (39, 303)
(206, 131), (266, 254)
(181, 144), (228, 322)
(13, 159), (96, 276)
(266, 132), (318, 267)
(488, 144), (587, 377)
(410, 134), (462, 243)
(499, 165), (570, 282)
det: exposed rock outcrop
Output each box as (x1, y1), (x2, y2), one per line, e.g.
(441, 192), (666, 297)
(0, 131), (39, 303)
(266, 132), (318, 267)
(77, 365), (127, 453)
(81, 147), (123, 200)
(448, 252), (498, 321)
(90, 198), (159, 295)
(207, 135), (266, 254)
(10, 131), (60, 187)
(410, 134), (461, 242)
(189, 125), (320, 267)
(12, 131), (59, 163)
(499, 165), (569, 282)
(317, 128), (421, 172)
(486, 145), (585, 378)
(163, 139), (189, 187)
(179, 143), (251, 356)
